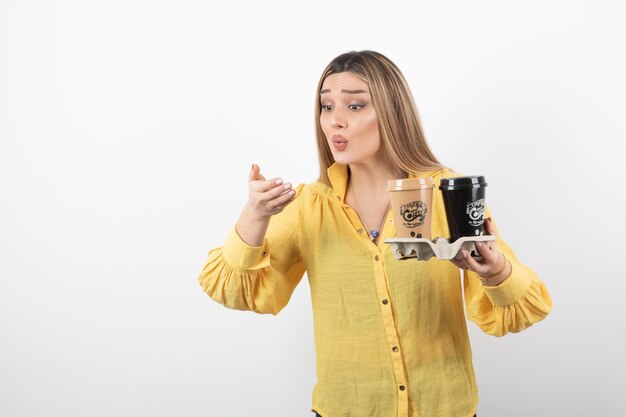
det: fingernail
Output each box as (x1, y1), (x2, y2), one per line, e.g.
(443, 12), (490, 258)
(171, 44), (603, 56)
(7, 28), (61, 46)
(275, 179), (283, 185)
(289, 190), (296, 197)
(283, 183), (291, 190)
(475, 241), (483, 248)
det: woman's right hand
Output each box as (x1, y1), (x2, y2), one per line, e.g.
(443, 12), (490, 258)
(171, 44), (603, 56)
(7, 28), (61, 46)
(245, 164), (296, 221)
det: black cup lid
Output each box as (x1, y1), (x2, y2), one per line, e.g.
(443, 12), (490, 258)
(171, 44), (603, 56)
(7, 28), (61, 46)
(439, 176), (487, 190)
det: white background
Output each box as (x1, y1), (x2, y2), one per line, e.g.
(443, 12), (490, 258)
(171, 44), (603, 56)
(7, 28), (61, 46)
(1, 1), (625, 416)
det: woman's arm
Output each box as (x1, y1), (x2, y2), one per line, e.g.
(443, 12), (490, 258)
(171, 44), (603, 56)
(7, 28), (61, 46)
(197, 165), (304, 315)
(456, 210), (553, 336)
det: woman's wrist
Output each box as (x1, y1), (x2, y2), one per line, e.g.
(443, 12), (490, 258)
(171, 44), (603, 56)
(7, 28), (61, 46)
(235, 205), (272, 247)
(481, 253), (506, 278)
(478, 253), (511, 285)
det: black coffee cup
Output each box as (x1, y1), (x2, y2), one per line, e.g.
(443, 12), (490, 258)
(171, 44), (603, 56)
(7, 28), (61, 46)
(439, 176), (488, 245)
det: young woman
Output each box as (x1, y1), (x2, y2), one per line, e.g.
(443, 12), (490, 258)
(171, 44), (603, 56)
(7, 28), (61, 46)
(198, 50), (552, 417)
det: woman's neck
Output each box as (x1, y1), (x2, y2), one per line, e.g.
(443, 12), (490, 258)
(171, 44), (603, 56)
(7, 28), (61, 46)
(348, 160), (404, 198)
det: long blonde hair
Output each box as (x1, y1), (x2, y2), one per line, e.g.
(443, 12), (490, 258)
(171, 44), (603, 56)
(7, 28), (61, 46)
(315, 50), (443, 184)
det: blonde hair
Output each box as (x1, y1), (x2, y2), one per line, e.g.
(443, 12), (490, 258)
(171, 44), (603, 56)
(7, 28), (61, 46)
(315, 50), (443, 184)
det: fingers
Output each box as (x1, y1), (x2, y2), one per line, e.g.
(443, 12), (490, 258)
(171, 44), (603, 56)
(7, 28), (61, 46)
(454, 245), (503, 276)
(451, 251), (478, 270)
(262, 181), (293, 201)
(484, 217), (496, 236)
(474, 240), (498, 265)
(458, 250), (481, 271)
(249, 164), (265, 182)
(247, 185), (296, 218)
(267, 188), (297, 212)
(246, 164), (297, 217)
(249, 165), (288, 193)
(449, 221), (502, 274)
(252, 177), (289, 194)
(251, 186), (296, 216)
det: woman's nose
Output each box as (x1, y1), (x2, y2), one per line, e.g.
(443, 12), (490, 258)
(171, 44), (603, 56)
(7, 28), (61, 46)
(330, 108), (347, 129)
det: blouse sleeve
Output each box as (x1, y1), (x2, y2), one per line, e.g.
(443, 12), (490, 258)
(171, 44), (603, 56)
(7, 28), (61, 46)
(197, 184), (306, 315)
(463, 208), (553, 337)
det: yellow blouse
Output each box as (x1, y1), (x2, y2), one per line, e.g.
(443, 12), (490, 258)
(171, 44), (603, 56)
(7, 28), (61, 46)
(198, 163), (552, 417)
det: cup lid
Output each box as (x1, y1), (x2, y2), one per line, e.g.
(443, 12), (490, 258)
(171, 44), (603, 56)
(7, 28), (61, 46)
(387, 177), (434, 191)
(439, 176), (487, 190)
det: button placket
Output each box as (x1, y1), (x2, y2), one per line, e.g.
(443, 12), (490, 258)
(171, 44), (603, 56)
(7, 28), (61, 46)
(371, 255), (408, 416)
(342, 202), (373, 242)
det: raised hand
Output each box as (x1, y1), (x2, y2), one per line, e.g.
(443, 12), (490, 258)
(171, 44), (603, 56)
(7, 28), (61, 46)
(246, 164), (296, 220)
(235, 164), (297, 246)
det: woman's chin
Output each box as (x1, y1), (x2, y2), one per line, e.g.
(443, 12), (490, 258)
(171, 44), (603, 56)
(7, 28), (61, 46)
(331, 153), (354, 165)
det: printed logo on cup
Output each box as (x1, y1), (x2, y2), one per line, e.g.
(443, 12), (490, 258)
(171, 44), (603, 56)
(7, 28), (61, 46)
(400, 200), (428, 228)
(466, 198), (485, 227)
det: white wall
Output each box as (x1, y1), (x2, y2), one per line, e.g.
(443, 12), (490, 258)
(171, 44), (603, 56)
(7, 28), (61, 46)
(1, 1), (625, 416)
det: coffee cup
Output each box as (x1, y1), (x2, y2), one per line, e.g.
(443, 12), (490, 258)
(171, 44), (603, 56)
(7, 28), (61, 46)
(387, 178), (434, 239)
(439, 176), (488, 244)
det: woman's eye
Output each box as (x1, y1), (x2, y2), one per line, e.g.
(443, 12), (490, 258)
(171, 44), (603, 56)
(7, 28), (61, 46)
(349, 104), (364, 110)
(321, 104), (333, 111)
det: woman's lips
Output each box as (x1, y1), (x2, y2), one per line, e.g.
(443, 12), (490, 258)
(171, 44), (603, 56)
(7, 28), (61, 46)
(332, 135), (348, 151)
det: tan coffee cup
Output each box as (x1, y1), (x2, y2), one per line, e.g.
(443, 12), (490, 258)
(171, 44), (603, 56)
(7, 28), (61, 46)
(387, 178), (435, 239)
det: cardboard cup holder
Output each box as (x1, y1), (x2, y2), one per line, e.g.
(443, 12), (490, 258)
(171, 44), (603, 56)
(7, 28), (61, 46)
(384, 235), (496, 261)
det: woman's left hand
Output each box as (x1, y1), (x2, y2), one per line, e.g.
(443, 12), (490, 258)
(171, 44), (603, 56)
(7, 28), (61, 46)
(449, 217), (507, 282)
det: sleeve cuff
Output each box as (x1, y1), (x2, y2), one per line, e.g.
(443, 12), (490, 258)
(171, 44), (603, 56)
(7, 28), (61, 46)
(222, 227), (271, 271)
(481, 262), (533, 306)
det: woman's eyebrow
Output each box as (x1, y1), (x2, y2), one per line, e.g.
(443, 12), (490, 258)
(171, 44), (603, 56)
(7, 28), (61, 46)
(320, 89), (369, 94)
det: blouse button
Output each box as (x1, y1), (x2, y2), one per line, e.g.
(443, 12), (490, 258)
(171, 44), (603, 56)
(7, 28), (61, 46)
(374, 255), (380, 261)
(336, 196), (341, 201)
(262, 251), (268, 257)
(382, 299), (388, 305)
(357, 229), (363, 234)
(392, 346), (399, 352)
(399, 385), (406, 391)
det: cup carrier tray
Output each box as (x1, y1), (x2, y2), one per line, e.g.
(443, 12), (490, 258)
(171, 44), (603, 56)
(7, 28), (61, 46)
(384, 235), (496, 261)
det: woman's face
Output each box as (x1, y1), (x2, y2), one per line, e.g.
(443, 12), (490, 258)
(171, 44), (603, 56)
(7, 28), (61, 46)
(320, 72), (382, 166)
